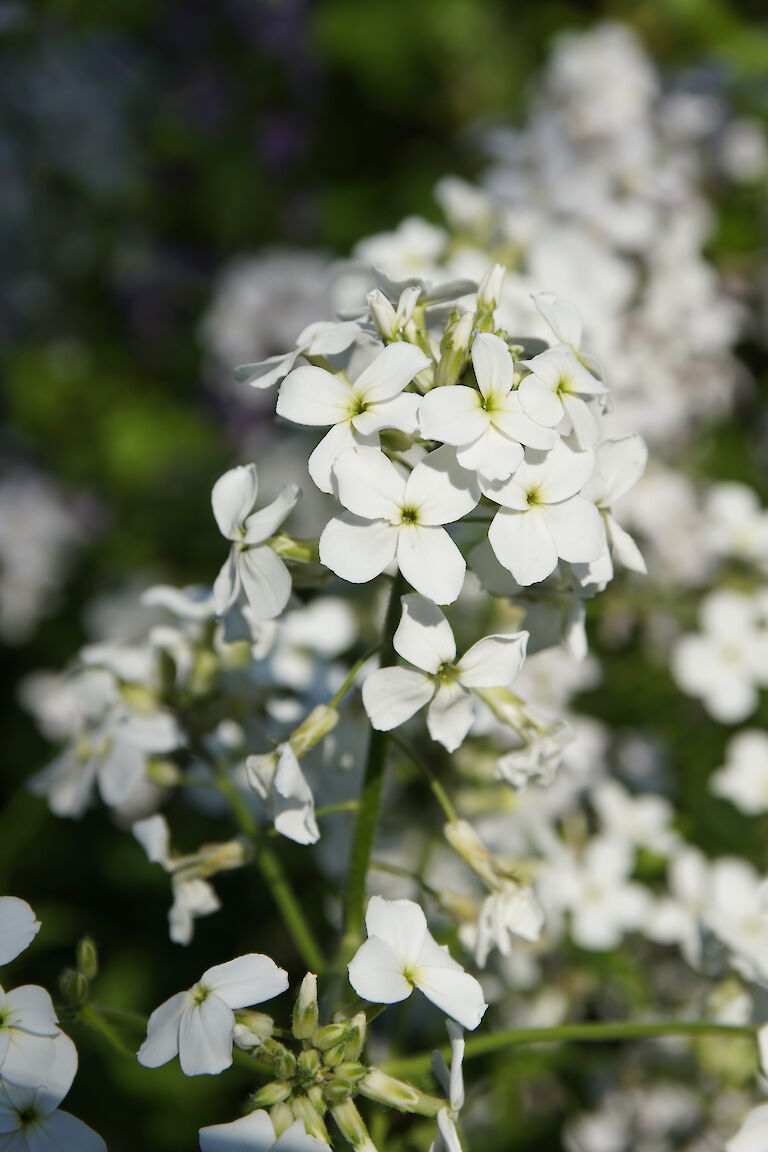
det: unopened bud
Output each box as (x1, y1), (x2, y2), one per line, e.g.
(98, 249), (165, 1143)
(59, 968), (89, 1007)
(359, 1068), (444, 1117)
(76, 937), (98, 981)
(330, 1100), (378, 1150)
(290, 706), (339, 758)
(273, 1047), (297, 1081)
(270, 1101), (295, 1138)
(323, 1040), (348, 1067)
(313, 1023), (348, 1051)
(146, 758), (184, 787)
(476, 262), (505, 313)
(435, 310), (474, 388)
(297, 1048), (321, 1081)
(292, 972), (319, 1040)
(233, 1011), (274, 1049)
(367, 289), (398, 339)
(332, 1062), (367, 1083)
(266, 535), (319, 565)
(444, 819), (497, 888)
(343, 1013), (367, 1062)
(324, 1078), (355, 1104)
(291, 1094), (330, 1141)
(250, 1080), (293, 1108)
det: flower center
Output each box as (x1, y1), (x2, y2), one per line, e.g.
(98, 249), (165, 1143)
(190, 982), (210, 1006)
(399, 506), (419, 525)
(526, 487), (542, 507)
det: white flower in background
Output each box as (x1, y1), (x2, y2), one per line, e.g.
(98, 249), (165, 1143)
(132, 815), (247, 946)
(532, 293), (602, 376)
(429, 1021), (465, 1152)
(580, 435), (648, 573)
(246, 744), (319, 845)
(212, 464), (300, 619)
(320, 445), (479, 604)
(726, 1103), (768, 1152)
(419, 333), (556, 482)
(537, 837), (650, 951)
(672, 590), (768, 723)
(200, 1111), (328, 1152)
(0, 899), (40, 966)
(593, 780), (677, 856)
(485, 440), (605, 586)
(706, 482), (768, 569)
(353, 216), (448, 280)
(348, 897), (487, 1030)
(469, 884), (546, 968)
(276, 341), (430, 493)
(0, 1031), (105, 1151)
(138, 955), (288, 1076)
(519, 345), (608, 448)
(700, 859), (768, 983)
(711, 730), (768, 814)
(363, 594), (527, 751)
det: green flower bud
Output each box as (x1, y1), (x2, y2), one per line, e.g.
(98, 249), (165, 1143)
(342, 1013), (367, 1062)
(233, 1010), (274, 1049)
(250, 1080), (293, 1108)
(435, 310), (474, 388)
(292, 972), (319, 1040)
(266, 535), (320, 565)
(290, 705), (339, 758)
(331, 1062), (367, 1084)
(76, 936), (98, 981)
(323, 1078), (355, 1105)
(359, 1068), (445, 1117)
(312, 1023), (348, 1051)
(59, 968), (89, 1007)
(297, 1048), (321, 1081)
(323, 1040), (348, 1067)
(270, 1101), (295, 1138)
(273, 1047), (297, 1081)
(330, 1100), (378, 1150)
(291, 1094), (331, 1142)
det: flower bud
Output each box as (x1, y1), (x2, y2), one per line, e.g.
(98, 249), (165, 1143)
(367, 290), (398, 339)
(323, 1040), (348, 1067)
(146, 758), (184, 787)
(290, 705), (339, 758)
(476, 262), (505, 313)
(330, 1100), (378, 1151)
(250, 1080), (293, 1108)
(297, 1048), (321, 1081)
(312, 1022), (348, 1051)
(292, 972), (319, 1040)
(323, 1078), (355, 1105)
(435, 310), (474, 388)
(291, 1094), (330, 1141)
(76, 936), (98, 980)
(444, 819), (497, 888)
(343, 1013), (367, 1061)
(359, 1068), (445, 1117)
(331, 1062), (367, 1083)
(266, 535), (319, 565)
(273, 1047), (297, 1081)
(233, 1011), (274, 1049)
(270, 1101), (294, 1138)
(59, 968), (89, 1007)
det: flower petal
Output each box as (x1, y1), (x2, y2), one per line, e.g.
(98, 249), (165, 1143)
(405, 446), (479, 526)
(213, 548), (240, 615)
(561, 393), (598, 448)
(471, 332), (516, 401)
(178, 995), (234, 1076)
(137, 992), (188, 1068)
(0, 899), (40, 966)
(413, 937), (487, 1030)
(393, 594), (456, 673)
(319, 514), (398, 584)
(332, 447), (406, 520)
(276, 365), (352, 427)
(352, 392), (421, 436)
(212, 466), (258, 540)
(418, 386), (488, 446)
(200, 1110), (277, 1152)
(488, 507), (558, 586)
(308, 422), (378, 495)
(517, 374), (563, 427)
(365, 896), (427, 966)
(427, 681), (475, 751)
(533, 292), (582, 347)
(32, 1110), (107, 1152)
(347, 937), (413, 1005)
(456, 633), (528, 688)
(242, 484), (300, 545)
(362, 667), (434, 731)
(238, 547), (292, 621)
(203, 955), (289, 1011)
(456, 425), (523, 482)
(354, 341), (430, 404)
(541, 497), (607, 563)
(397, 525), (466, 605)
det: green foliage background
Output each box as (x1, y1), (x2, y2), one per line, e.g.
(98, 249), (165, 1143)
(1, 1), (768, 1147)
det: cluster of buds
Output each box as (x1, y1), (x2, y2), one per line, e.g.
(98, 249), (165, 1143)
(242, 974), (446, 1149)
(59, 935), (99, 1009)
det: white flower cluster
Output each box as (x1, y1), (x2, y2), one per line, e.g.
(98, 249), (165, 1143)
(0, 897), (105, 1150)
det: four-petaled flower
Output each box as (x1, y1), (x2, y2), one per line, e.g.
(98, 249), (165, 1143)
(320, 445), (479, 604)
(362, 594), (527, 751)
(519, 345), (609, 448)
(348, 896), (487, 1031)
(212, 465), (300, 620)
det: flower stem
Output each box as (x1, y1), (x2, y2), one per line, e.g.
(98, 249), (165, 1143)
(340, 572), (407, 960)
(380, 1019), (757, 1078)
(389, 734), (459, 823)
(214, 770), (325, 974)
(77, 1003), (135, 1057)
(329, 643), (381, 710)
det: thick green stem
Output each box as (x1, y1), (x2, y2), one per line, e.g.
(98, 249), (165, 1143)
(214, 771), (325, 974)
(380, 1019), (758, 1078)
(340, 573), (407, 960)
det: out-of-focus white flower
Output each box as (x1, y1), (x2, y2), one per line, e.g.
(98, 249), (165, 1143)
(363, 594), (527, 751)
(725, 1103), (768, 1152)
(593, 780), (676, 856)
(712, 730), (768, 815)
(672, 590), (768, 723)
(580, 435), (647, 574)
(348, 897), (487, 1030)
(212, 464), (300, 619)
(353, 217), (448, 281)
(246, 744), (319, 845)
(138, 954), (288, 1076)
(320, 446), (479, 604)
(719, 119), (768, 183)
(705, 482), (768, 569)
(0, 899), (40, 966)
(277, 341), (429, 493)
(429, 1021), (465, 1152)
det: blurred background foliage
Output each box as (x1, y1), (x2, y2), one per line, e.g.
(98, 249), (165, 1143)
(1, 0), (768, 1148)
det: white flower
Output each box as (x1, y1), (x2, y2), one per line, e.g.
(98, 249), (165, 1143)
(485, 440), (606, 586)
(0, 981), (60, 1089)
(705, 482), (768, 568)
(246, 744), (319, 845)
(593, 780), (676, 856)
(672, 590), (768, 723)
(0, 1031), (105, 1151)
(519, 346), (608, 448)
(276, 341), (429, 493)
(712, 730), (768, 814)
(580, 435), (648, 574)
(419, 333), (556, 482)
(726, 1103), (768, 1152)
(429, 1021), (465, 1152)
(320, 445), (479, 605)
(234, 318), (367, 391)
(0, 900), (40, 966)
(138, 954), (288, 1076)
(347, 896), (487, 1031)
(362, 594), (527, 751)
(200, 1112), (327, 1152)
(212, 465), (300, 619)
(470, 885), (545, 969)
(532, 293), (600, 376)
(700, 859), (768, 983)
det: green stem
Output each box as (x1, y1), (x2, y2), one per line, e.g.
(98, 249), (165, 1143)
(340, 573), (407, 960)
(266, 800), (359, 837)
(389, 734), (459, 823)
(77, 1003), (135, 1057)
(214, 771), (325, 974)
(370, 858), (440, 900)
(380, 1019), (757, 1078)
(329, 644), (381, 710)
